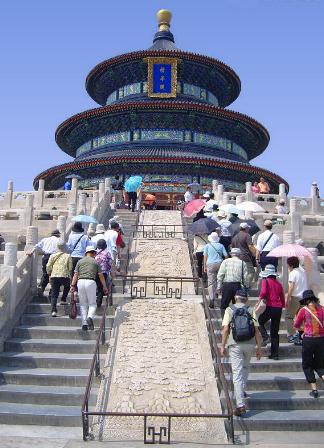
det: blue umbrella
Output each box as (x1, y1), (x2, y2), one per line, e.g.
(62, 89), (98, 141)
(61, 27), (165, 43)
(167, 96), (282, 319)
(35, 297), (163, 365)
(124, 176), (143, 192)
(188, 218), (220, 235)
(71, 215), (98, 224)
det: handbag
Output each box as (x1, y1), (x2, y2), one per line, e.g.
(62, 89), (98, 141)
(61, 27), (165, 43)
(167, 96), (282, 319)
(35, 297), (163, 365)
(69, 292), (78, 320)
(254, 279), (268, 316)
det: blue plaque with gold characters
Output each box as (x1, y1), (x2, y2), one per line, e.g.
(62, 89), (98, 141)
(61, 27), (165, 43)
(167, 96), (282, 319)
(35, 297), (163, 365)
(145, 57), (178, 98)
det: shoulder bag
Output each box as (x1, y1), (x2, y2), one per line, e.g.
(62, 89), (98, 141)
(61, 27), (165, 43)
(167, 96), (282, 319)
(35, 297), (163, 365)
(254, 278), (268, 316)
(303, 306), (324, 328)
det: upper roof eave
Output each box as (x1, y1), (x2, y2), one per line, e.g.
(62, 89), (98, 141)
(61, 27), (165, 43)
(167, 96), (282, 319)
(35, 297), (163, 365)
(85, 49), (241, 107)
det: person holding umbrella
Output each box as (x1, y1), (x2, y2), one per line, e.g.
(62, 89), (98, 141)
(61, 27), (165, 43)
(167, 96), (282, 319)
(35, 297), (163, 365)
(294, 290), (324, 398)
(203, 232), (228, 307)
(67, 222), (91, 274)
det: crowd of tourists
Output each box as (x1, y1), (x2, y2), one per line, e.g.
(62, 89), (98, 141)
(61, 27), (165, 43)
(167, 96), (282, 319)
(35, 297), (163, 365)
(30, 216), (124, 331)
(187, 187), (324, 417)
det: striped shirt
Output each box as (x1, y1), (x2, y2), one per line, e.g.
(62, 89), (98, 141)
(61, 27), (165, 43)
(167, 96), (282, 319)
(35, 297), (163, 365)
(294, 305), (324, 338)
(217, 257), (249, 288)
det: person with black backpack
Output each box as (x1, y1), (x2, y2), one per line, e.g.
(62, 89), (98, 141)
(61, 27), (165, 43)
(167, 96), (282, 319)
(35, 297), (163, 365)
(221, 289), (262, 416)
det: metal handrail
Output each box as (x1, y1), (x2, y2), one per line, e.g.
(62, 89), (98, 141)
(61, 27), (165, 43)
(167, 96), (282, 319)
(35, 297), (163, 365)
(81, 285), (113, 441)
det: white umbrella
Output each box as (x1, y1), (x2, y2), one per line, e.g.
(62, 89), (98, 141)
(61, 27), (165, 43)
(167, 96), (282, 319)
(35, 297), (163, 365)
(237, 201), (265, 213)
(219, 204), (240, 215)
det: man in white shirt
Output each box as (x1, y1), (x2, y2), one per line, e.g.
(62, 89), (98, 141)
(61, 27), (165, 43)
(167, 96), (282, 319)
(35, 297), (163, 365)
(90, 224), (106, 247)
(31, 229), (61, 296)
(256, 220), (280, 270)
(286, 256), (308, 341)
(184, 187), (193, 203)
(275, 199), (288, 214)
(104, 221), (119, 261)
(216, 211), (232, 253)
(203, 193), (218, 213)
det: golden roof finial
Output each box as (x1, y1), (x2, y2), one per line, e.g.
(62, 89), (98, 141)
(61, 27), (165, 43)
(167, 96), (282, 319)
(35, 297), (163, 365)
(157, 9), (172, 32)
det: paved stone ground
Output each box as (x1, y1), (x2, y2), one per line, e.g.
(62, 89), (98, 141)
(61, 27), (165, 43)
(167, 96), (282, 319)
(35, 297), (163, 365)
(92, 210), (226, 443)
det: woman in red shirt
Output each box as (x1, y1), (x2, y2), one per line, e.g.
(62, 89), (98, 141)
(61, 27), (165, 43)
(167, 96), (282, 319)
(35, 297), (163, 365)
(294, 290), (324, 398)
(257, 264), (285, 360)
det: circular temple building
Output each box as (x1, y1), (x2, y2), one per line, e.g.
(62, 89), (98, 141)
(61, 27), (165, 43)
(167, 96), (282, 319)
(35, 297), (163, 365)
(34, 10), (288, 203)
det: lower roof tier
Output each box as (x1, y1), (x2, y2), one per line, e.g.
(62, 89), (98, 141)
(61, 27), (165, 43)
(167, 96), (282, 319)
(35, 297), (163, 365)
(34, 154), (288, 192)
(55, 101), (270, 160)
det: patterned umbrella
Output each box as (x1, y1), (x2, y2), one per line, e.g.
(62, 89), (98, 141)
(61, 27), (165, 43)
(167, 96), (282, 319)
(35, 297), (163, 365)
(183, 199), (206, 218)
(267, 244), (313, 258)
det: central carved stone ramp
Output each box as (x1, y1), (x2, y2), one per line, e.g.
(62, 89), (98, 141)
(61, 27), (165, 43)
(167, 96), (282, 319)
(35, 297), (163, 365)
(94, 210), (226, 444)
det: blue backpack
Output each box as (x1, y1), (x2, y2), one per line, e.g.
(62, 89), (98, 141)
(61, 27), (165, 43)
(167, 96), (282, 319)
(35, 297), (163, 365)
(230, 306), (255, 342)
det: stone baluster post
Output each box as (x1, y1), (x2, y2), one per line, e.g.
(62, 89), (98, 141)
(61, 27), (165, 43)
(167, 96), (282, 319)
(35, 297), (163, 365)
(310, 183), (319, 214)
(24, 194), (34, 227)
(69, 178), (78, 206)
(68, 203), (77, 218)
(289, 198), (301, 238)
(0, 242), (18, 318)
(104, 177), (112, 206)
(36, 179), (45, 208)
(78, 193), (87, 214)
(217, 185), (224, 204)
(245, 182), (253, 202)
(212, 180), (218, 196)
(279, 183), (287, 201)
(305, 247), (321, 296)
(104, 177), (111, 193)
(25, 226), (38, 295)
(99, 182), (105, 202)
(236, 195), (244, 205)
(91, 191), (99, 210)
(57, 215), (67, 241)
(281, 230), (295, 291)
(222, 192), (229, 205)
(4, 180), (13, 209)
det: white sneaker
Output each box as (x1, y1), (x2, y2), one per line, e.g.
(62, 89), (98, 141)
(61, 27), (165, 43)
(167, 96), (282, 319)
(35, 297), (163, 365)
(51, 311), (57, 317)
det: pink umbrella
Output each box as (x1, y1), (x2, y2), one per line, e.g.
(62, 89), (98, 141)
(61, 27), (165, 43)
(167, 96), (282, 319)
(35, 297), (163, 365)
(267, 244), (313, 258)
(183, 199), (206, 218)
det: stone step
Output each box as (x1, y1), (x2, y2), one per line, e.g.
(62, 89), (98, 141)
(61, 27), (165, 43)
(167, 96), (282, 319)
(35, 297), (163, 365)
(12, 325), (100, 340)
(227, 371), (324, 391)
(0, 352), (93, 369)
(0, 384), (97, 406)
(0, 367), (94, 387)
(222, 357), (303, 373)
(0, 402), (81, 426)
(233, 409), (324, 431)
(215, 329), (289, 343)
(245, 390), (324, 410)
(5, 338), (97, 354)
(21, 313), (114, 328)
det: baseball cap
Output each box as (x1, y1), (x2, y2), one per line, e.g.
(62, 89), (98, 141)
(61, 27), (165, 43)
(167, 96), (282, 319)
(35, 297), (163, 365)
(239, 222), (250, 229)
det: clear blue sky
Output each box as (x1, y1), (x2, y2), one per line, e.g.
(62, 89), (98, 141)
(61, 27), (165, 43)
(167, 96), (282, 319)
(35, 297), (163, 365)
(1, 0), (323, 195)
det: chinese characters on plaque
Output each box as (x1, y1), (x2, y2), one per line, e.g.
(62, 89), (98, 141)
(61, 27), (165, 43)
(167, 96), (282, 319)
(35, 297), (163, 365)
(145, 57), (178, 98)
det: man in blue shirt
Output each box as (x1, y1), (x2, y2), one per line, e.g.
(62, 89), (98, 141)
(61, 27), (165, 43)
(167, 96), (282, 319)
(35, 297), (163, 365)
(203, 232), (228, 307)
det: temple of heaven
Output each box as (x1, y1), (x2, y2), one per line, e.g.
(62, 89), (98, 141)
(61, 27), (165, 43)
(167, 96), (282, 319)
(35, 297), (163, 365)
(34, 9), (288, 201)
